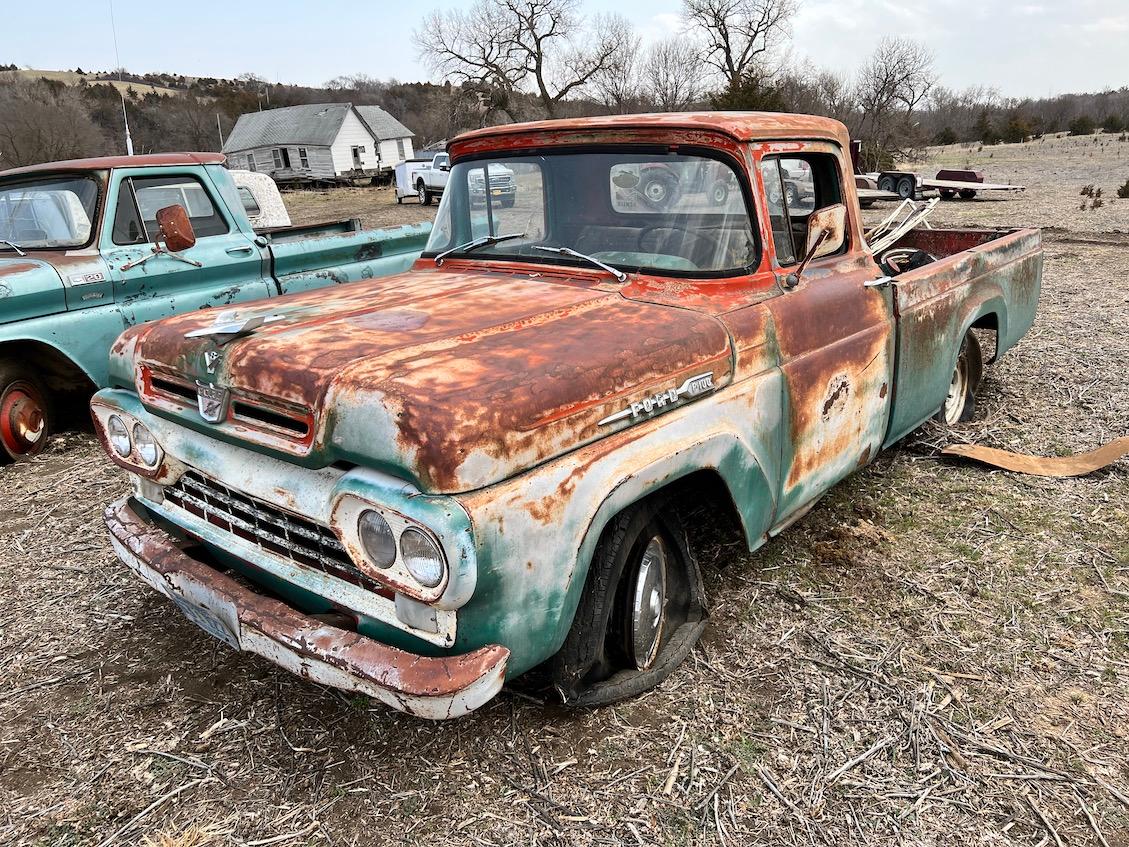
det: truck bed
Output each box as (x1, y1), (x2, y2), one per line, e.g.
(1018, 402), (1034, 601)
(880, 226), (1043, 445)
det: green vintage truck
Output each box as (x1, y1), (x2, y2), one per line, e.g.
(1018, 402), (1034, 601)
(0, 153), (429, 460)
(91, 114), (1041, 719)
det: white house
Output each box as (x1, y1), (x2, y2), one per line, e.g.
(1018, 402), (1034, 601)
(222, 103), (415, 183)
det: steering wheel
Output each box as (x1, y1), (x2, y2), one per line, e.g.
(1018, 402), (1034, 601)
(637, 224), (719, 266)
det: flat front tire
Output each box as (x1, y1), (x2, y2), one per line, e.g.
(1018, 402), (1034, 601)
(0, 361), (52, 462)
(548, 499), (707, 706)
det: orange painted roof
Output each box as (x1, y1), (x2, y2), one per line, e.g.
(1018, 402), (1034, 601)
(452, 112), (849, 147)
(1, 152), (226, 177)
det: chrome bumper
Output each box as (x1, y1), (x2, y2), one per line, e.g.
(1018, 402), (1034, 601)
(104, 497), (508, 720)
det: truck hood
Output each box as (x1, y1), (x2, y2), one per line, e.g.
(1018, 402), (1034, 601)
(114, 267), (733, 493)
(0, 256), (66, 325)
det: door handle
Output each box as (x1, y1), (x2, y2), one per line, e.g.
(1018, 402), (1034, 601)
(226, 245), (255, 256)
(865, 275), (894, 289)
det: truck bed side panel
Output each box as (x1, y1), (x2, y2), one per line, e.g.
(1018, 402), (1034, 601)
(269, 223), (432, 295)
(885, 228), (1042, 445)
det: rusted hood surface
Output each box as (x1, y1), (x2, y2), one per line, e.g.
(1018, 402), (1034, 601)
(117, 266), (734, 493)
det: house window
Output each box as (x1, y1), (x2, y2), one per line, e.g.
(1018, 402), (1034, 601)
(396, 138), (406, 160)
(351, 145), (365, 168)
(246, 154), (257, 172)
(272, 148), (291, 170)
(298, 147), (309, 168)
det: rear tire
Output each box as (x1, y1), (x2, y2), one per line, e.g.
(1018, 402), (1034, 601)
(548, 498), (707, 707)
(416, 181), (432, 206)
(877, 175), (897, 193)
(959, 188), (977, 200)
(896, 176), (916, 199)
(939, 189), (956, 200)
(0, 361), (53, 462)
(934, 332), (983, 426)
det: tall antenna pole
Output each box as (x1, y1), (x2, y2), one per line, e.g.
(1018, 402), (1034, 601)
(109, 0), (133, 155)
(216, 113), (225, 148)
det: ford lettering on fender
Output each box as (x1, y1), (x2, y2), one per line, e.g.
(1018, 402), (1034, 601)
(91, 113), (1041, 719)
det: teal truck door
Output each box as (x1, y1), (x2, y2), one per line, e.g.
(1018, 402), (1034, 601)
(102, 171), (274, 327)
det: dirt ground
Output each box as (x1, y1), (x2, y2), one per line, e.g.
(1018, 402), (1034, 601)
(2, 135), (1128, 846)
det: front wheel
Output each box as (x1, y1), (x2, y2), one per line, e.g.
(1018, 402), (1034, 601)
(934, 331), (984, 426)
(0, 361), (53, 462)
(547, 499), (707, 706)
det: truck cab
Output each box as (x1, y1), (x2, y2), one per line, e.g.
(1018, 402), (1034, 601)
(0, 153), (430, 461)
(90, 114), (1041, 718)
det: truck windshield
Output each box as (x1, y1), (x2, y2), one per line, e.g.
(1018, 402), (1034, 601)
(423, 152), (757, 277)
(0, 175), (99, 249)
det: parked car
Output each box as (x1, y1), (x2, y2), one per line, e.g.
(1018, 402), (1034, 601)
(90, 114), (1041, 719)
(0, 152), (430, 461)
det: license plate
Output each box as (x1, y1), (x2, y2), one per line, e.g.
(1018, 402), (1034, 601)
(491, 189), (503, 196)
(171, 595), (239, 649)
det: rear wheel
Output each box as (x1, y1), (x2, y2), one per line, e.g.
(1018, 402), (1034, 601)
(877, 175), (897, 193)
(416, 181), (432, 206)
(896, 176), (916, 199)
(934, 332), (983, 426)
(0, 361), (52, 462)
(785, 181), (800, 208)
(959, 188), (977, 200)
(939, 188), (956, 200)
(548, 498), (707, 706)
(709, 178), (730, 206)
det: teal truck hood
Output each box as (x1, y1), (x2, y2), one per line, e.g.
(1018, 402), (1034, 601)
(0, 256), (66, 325)
(111, 266), (734, 493)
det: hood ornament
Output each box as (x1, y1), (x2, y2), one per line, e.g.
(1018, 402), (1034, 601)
(598, 372), (715, 427)
(203, 350), (221, 375)
(185, 312), (285, 345)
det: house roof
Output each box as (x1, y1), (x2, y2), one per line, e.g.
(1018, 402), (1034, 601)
(222, 103), (355, 153)
(1, 152), (226, 177)
(355, 105), (414, 141)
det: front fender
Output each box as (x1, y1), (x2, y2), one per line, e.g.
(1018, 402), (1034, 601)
(454, 371), (784, 677)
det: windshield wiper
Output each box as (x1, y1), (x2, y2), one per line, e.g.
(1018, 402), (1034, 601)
(532, 246), (627, 282)
(0, 239), (26, 256)
(434, 232), (525, 266)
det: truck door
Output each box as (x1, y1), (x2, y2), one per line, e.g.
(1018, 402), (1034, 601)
(759, 148), (895, 523)
(102, 171), (274, 328)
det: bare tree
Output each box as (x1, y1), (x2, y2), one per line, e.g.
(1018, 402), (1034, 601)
(642, 37), (707, 112)
(591, 15), (642, 114)
(854, 37), (937, 168)
(681, 0), (797, 89)
(0, 80), (110, 168)
(415, 0), (634, 119)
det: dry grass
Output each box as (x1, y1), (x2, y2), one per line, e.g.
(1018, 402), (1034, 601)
(1, 136), (1127, 846)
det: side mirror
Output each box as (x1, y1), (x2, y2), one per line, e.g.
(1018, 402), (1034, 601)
(805, 202), (847, 259)
(783, 203), (848, 289)
(438, 163), (450, 172)
(156, 205), (196, 253)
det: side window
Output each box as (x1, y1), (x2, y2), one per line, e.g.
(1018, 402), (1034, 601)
(759, 154), (844, 267)
(466, 161), (544, 243)
(238, 186), (261, 218)
(112, 175), (230, 245)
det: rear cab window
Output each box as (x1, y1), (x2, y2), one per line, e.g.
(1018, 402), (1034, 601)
(758, 153), (845, 267)
(112, 174), (230, 246)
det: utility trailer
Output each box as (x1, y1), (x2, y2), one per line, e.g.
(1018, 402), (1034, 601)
(873, 169), (1025, 201)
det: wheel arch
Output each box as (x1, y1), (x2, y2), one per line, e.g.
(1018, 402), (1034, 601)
(0, 339), (97, 395)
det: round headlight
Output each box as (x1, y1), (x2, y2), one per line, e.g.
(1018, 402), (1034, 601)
(400, 528), (445, 588)
(133, 423), (160, 467)
(107, 415), (131, 457)
(358, 510), (396, 569)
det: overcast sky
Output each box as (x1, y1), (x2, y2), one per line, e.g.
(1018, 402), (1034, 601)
(5, 0), (1127, 99)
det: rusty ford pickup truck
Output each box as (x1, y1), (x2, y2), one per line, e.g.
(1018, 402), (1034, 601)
(90, 113), (1041, 719)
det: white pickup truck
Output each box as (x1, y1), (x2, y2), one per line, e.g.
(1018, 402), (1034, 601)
(397, 154), (517, 207)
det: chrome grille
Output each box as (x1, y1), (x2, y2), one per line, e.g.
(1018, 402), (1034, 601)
(164, 471), (385, 593)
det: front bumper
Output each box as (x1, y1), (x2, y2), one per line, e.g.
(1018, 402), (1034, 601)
(105, 496), (508, 720)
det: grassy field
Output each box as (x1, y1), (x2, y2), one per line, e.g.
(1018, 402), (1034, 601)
(0, 69), (184, 98)
(1, 136), (1127, 846)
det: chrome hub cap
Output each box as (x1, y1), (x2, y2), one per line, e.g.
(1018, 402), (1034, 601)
(644, 181), (668, 204)
(631, 536), (668, 670)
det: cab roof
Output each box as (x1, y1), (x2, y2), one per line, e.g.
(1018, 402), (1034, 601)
(451, 112), (849, 148)
(0, 152), (226, 178)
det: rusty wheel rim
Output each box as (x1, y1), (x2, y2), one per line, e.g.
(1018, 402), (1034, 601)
(943, 355), (969, 426)
(0, 381), (47, 458)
